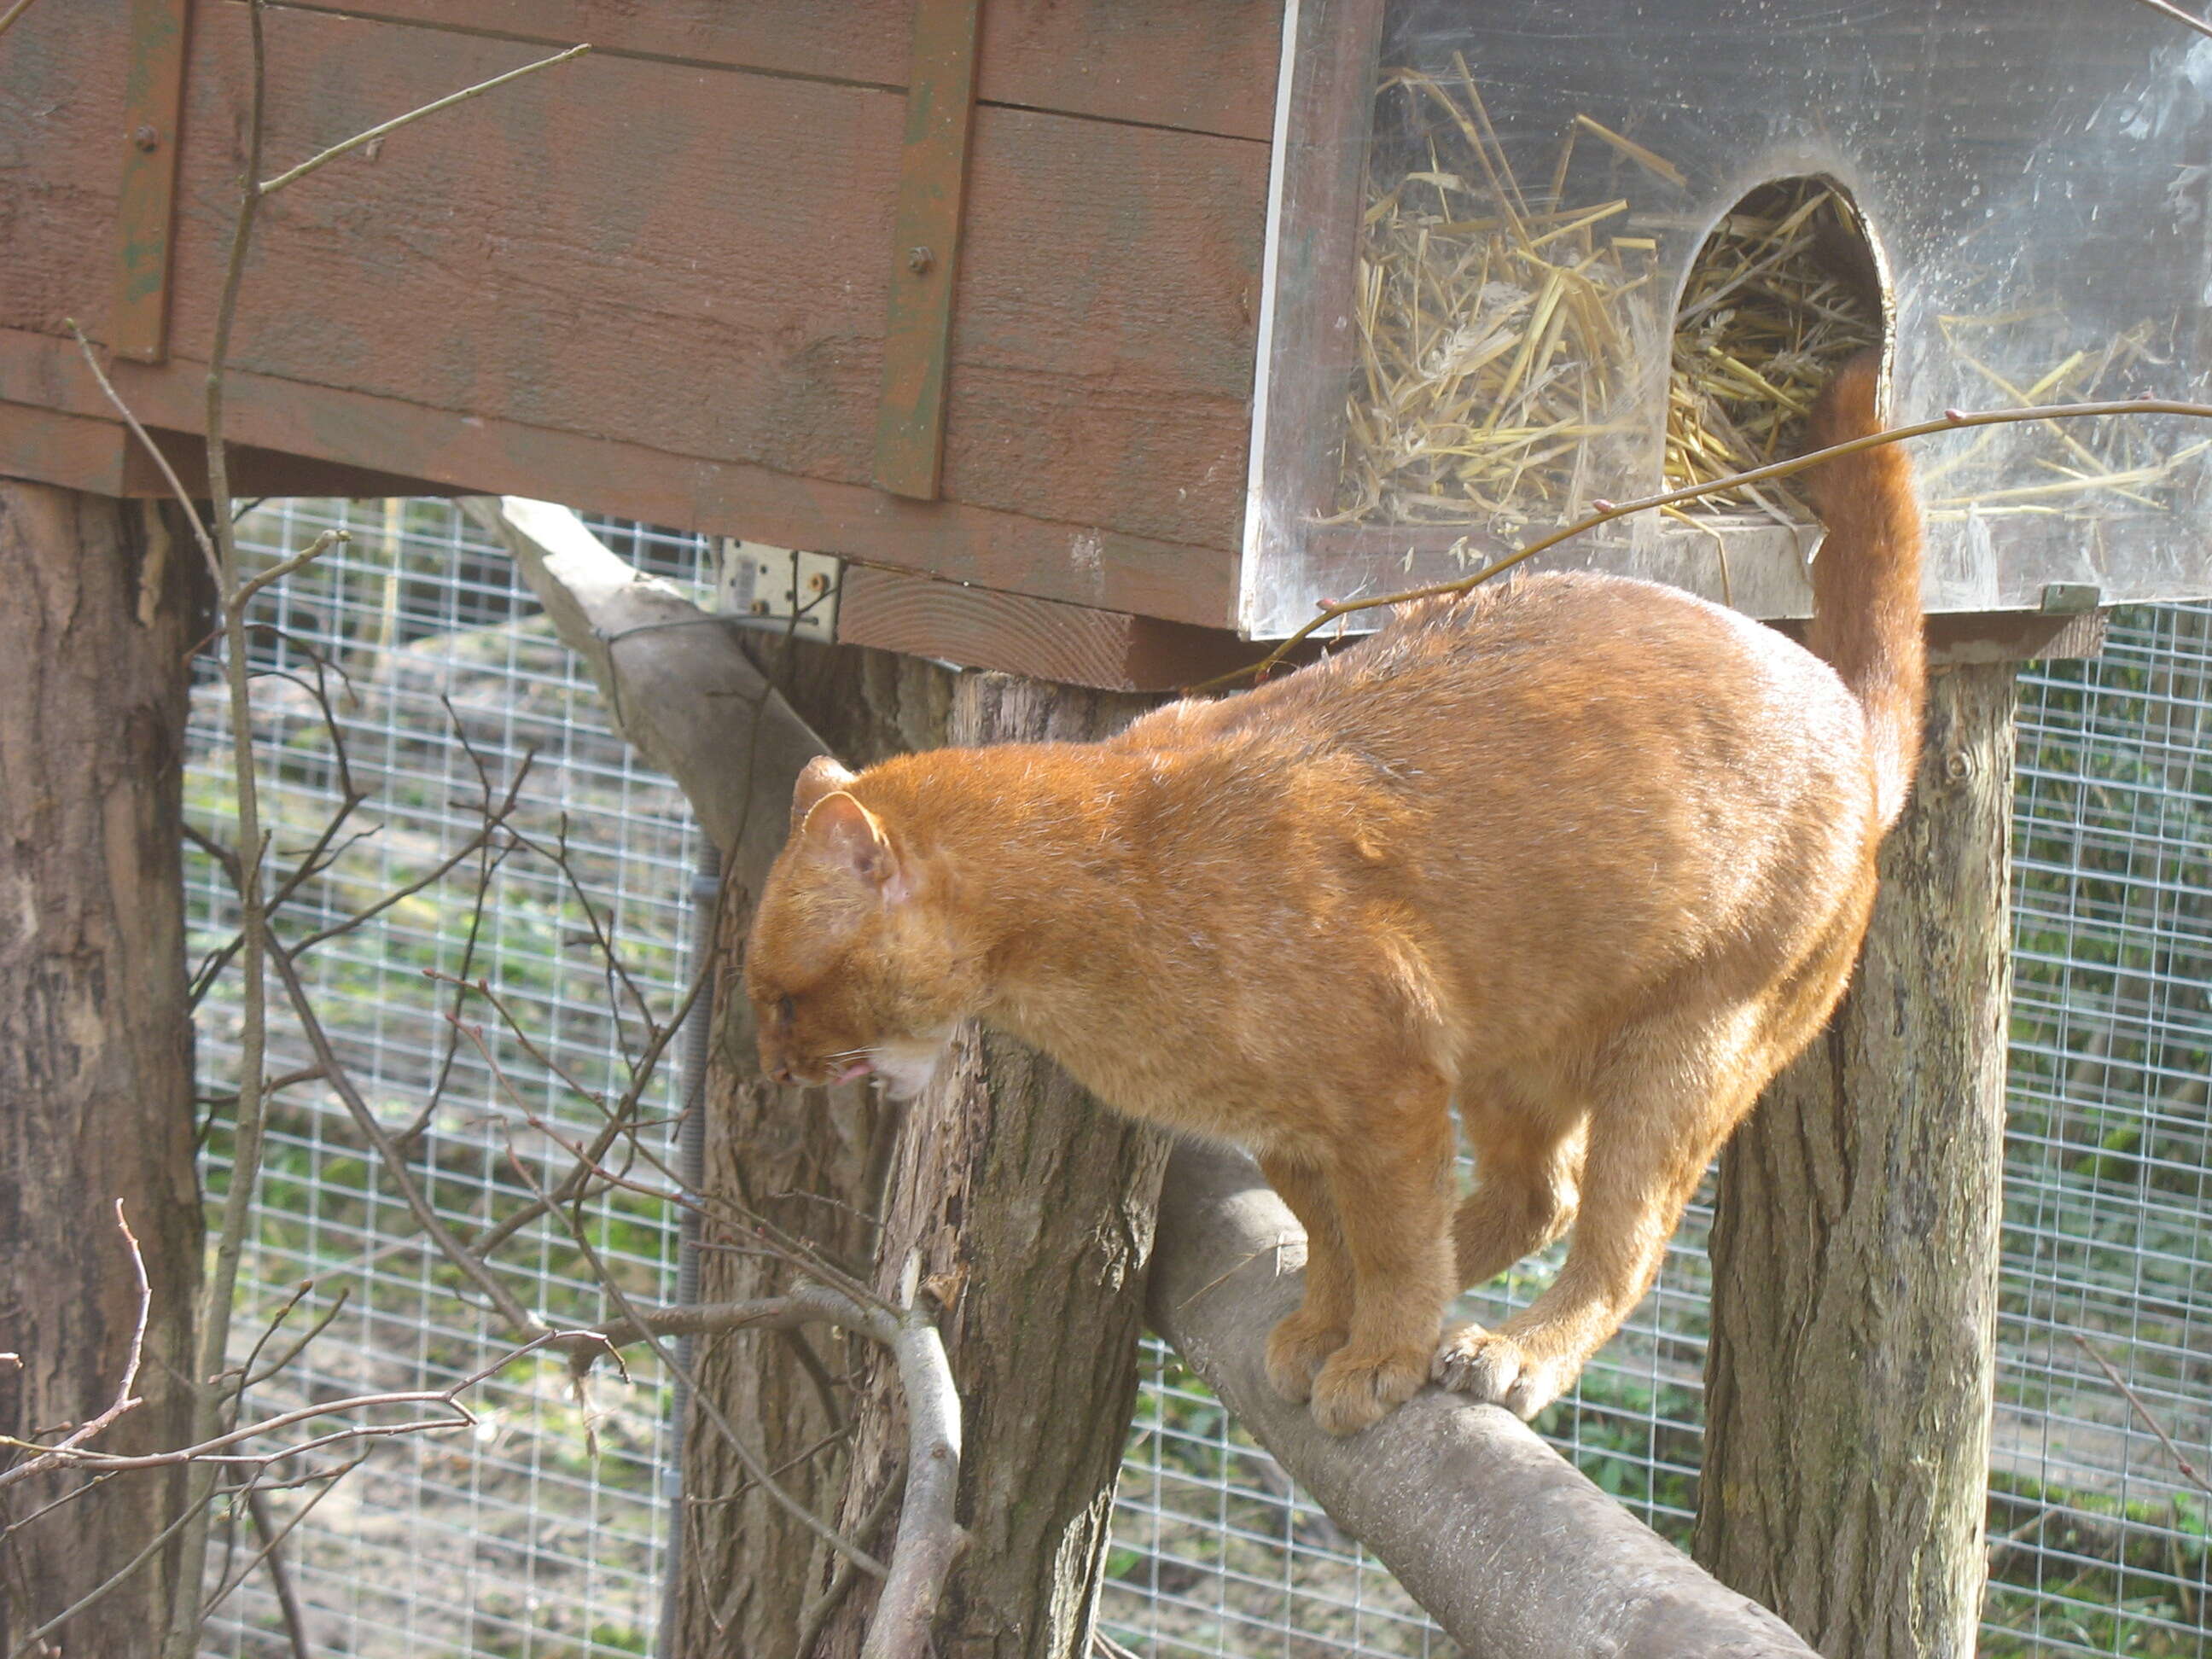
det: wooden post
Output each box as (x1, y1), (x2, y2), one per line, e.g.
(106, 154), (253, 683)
(667, 643), (1170, 1658)
(1698, 664), (2016, 1657)
(0, 483), (205, 1655)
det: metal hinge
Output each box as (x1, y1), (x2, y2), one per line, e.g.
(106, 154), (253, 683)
(715, 539), (842, 643)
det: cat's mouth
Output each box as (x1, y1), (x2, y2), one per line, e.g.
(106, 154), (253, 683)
(830, 1057), (875, 1085)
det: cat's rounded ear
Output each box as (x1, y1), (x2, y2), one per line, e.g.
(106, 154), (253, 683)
(790, 755), (859, 835)
(800, 791), (899, 890)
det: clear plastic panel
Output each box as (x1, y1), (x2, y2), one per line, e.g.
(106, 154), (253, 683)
(1243, 0), (2212, 637)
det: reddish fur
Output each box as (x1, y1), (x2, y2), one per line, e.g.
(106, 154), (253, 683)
(747, 353), (1924, 1434)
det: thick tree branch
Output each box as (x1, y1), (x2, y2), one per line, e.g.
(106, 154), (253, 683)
(1147, 1142), (1819, 1658)
(458, 495), (825, 874)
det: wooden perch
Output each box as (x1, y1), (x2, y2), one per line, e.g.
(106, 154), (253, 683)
(481, 498), (1817, 1654)
(457, 494), (822, 878)
(1149, 1141), (1819, 1659)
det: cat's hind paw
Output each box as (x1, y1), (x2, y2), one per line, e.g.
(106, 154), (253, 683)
(1264, 1309), (1348, 1406)
(1432, 1324), (1573, 1419)
(1308, 1342), (1428, 1436)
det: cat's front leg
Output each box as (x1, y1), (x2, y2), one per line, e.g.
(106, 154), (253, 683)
(1304, 1086), (1455, 1436)
(1257, 1152), (1352, 1404)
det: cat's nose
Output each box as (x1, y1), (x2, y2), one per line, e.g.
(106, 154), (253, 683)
(769, 1061), (795, 1085)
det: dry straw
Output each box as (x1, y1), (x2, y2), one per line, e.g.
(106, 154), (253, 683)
(1339, 63), (2196, 527)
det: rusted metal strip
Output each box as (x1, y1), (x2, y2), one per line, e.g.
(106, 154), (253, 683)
(114, 0), (192, 362)
(874, 0), (983, 501)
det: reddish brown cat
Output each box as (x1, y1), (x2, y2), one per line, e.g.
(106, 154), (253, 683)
(746, 354), (1924, 1435)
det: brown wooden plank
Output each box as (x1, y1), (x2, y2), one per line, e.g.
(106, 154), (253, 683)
(0, 327), (1240, 623)
(838, 565), (1291, 690)
(0, 403), (133, 496)
(143, 7), (1262, 552)
(113, 0), (192, 360)
(876, 0), (982, 500)
(274, 0), (1284, 141)
(0, 0), (126, 341)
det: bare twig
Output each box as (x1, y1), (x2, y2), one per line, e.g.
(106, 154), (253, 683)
(206, 1455), (370, 1643)
(2125, 0), (2212, 41)
(498, 1142), (893, 1584)
(0, 0), (45, 43)
(258, 44), (591, 195)
(0, 1204), (152, 1488)
(261, 928), (540, 1333)
(232, 529), (348, 610)
(857, 1296), (966, 1659)
(2069, 1331), (2211, 1493)
(9, 1485), (224, 1659)
(1200, 396), (2212, 691)
(60, 320), (220, 590)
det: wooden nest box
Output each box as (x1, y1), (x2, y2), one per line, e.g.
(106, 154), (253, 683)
(3, 0), (2208, 688)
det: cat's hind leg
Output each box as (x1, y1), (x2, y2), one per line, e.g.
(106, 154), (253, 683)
(1258, 1150), (1353, 1405)
(1435, 1030), (1761, 1417)
(1452, 1111), (1585, 1289)
(1306, 1075), (1457, 1436)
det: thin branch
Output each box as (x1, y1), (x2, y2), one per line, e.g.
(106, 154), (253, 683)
(0, 1204), (152, 1487)
(2126, 0), (2212, 40)
(261, 929), (541, 1333)
(2069, 1331), (2211, 1493)
(498, 1141), (892, 1584)
(258, 44), (591, 195)
(8, 1484), (224, 1659)
(1200, 396), (2212, 691)
(203, 1455), (370, 1639)
(232, 530), (349, 611)
(796, 1470), (906, 1659)
(60, 320), (220, 590)
(0, 0), (44, 43)
(857, 1302), (967, 1659)
(568, 1290), (887, 1358)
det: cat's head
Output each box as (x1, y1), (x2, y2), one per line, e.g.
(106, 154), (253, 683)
(743, 755), (975, 1100)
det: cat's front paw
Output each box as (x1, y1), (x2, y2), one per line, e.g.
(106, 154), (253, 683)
(1432, 1324), (1575, 1419)
(1308, 1342), (1428, 1436)
(1264, 1308), (1348, 1405)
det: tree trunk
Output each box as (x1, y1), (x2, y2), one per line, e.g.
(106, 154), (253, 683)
(758, 653), (1173, 1659)
(0, 484), (206, 1656)
(672, 645), (935, 1659)
(1697, 664), (2015, 1657)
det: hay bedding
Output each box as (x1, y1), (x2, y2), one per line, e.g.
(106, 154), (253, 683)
(1336, 61), (2193, 533)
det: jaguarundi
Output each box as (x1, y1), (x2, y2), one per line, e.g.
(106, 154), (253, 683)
(746, 351), (1924, 1435)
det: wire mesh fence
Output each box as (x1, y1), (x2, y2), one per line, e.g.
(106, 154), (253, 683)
(187, 498), (2210, 1657)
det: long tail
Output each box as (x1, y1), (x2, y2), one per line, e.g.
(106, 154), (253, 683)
(1803, 351), (1927, 830)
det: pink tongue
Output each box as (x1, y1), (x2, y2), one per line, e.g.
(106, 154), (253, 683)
(832, 1059), (875, 1085)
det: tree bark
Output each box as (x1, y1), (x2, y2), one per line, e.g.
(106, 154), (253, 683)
(1697, 664), (2016, 1658)
(0, 484), (206, 1656)
(672, 643), (935, 1659)
(795, 666), (1173, 1659)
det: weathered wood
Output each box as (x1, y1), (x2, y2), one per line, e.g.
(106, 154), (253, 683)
(0, 484), (205, 1657)
(755, 663), (1173, 1659)
(112, 0), (190, 360)
(282, 0), (1285, 141)
(1697, 664), (2016, 1659)
(0, 333), (1237, 624)
(875, 0), (983, 500)
(0, 2), (1266, 559)
(1152, 1142), (1820, 1659)
(837, 566), (1299, 690)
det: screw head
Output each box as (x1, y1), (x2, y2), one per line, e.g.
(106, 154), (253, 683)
(133, 125), (160, 152)
(906, 246), (935, 275)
